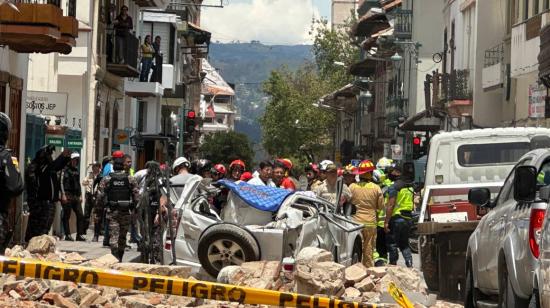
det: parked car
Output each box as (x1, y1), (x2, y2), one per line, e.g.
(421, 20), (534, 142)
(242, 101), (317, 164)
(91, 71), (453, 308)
(419, 128), (550, 300)
(531, 186), (550, 308)
(465, 149), (550, 307)
(162, 177), (364, 278)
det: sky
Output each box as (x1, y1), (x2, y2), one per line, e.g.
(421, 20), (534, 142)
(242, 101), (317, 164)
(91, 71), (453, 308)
(201, 0), (331, 45)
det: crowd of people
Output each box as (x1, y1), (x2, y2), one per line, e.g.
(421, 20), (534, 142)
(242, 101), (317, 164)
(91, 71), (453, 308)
(0, 111), (417, 267)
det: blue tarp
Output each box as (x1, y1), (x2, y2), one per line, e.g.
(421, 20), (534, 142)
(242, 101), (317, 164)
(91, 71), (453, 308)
(217, 179), (293, 212)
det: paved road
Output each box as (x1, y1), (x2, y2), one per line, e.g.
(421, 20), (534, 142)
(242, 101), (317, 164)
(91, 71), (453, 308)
(56, 229), (140, 262)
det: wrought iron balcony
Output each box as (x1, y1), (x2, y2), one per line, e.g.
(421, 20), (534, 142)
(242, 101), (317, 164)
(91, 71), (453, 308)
(393, 9), (412, 40)
(484, 43), (504, 68)
(434, 69), (472, 103)
(106, 29), (140, 77)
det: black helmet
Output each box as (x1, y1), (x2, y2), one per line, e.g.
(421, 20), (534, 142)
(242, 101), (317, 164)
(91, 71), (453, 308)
(0, 112), (11, 145)
(190, 159), (213, 175)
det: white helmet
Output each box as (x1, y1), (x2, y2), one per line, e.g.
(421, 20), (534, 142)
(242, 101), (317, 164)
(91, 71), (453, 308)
(70, 152), (80, 160)
(173, 156), (190, 170)
(319, 160), (334, 171)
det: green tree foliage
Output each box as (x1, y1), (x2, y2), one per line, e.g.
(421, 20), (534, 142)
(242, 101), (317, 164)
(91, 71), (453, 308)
(260, 18), (359, 159)
(260, 64), (335, 158)
(199, 131), (254, 167)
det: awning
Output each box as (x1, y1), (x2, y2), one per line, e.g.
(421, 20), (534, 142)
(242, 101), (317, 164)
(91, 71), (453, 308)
(349, 58), (377, 77)
(212, 103), (235, 114)
(399, 109), (445, 132)
(201, 59), (235, 96)
(352, 8), (391, 37)
(188, 22), (210, 34)
(382, 0), (402, 11)
(318, 83), (360, 111)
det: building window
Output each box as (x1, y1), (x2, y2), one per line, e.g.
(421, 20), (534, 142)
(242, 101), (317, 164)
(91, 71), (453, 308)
(0, 83), (5, 113)
(103, 101), (111, 157)
(545, 0), (549, 10)
(94, 104), (101, 161)
(525, 0), (530, 20)
(535, 0), (540, 14)
(8, 88), (21, 156)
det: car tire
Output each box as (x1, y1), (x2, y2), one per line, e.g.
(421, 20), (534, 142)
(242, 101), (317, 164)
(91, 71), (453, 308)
(420, 235), (439, 291)
(529, 290), (540, 308)
(499, 263), (529, 308)
(351, 238), (362, 265)
(197, 224), (260, 278)
(464, 261), (478, 308)
(409, 236), (419, 254)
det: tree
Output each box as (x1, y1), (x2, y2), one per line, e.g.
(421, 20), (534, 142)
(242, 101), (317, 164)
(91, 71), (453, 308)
(260, 64), (335, 158)
(260, 18), (359, 160)
(199, 131), (254, 167)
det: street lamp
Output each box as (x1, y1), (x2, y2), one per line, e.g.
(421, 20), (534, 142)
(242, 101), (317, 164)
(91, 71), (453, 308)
(391, 52), (403, 63)
(358, 90), (372, 116)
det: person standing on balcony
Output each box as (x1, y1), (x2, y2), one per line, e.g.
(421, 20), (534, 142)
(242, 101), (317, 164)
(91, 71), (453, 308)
(150, 36), (162, 82)
(113, 5), (133, 64)
(140, 35), (154, 82)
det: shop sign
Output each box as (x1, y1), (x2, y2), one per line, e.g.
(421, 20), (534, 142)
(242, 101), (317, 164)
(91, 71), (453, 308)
(113, 129), (130, 145)
(26, 91), (68, 117)
(46, 136), (64, 147)
(529, 83), (546, 118)
(391, 144), (403, 161)
(66, 139), (83, 149)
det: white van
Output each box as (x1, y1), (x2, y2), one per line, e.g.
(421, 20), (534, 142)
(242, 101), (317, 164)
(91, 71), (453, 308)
(425, 127), (550, 187)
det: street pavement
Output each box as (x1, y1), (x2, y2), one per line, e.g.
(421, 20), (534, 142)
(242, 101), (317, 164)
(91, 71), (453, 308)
(56, 229), (140, 262)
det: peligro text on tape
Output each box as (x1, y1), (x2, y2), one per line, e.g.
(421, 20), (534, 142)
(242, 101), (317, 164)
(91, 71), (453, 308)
(0, 256), (387, 308)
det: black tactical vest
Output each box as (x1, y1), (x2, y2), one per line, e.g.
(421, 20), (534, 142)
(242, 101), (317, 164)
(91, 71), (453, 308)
(106, 172), (131, 203)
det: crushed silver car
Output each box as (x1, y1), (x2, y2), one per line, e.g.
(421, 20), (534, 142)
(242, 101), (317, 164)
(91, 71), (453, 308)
(162, 176), (364, 278)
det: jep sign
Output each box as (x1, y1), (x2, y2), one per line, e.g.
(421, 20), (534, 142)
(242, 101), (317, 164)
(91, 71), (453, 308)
(26, 91), (68, 117)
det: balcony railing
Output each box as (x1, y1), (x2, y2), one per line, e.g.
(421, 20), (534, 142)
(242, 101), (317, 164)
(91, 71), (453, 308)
(393, 9), (412, 40)
(106, 28), (140, 77)
(436, 69), (472, 103)
(484, 43), (504, 68)
(12, 0), (60, 5)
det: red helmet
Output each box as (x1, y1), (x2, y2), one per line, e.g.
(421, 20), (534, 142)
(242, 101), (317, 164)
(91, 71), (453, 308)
(240, 171), (253, 181)
(353, 160), (376, 175)
(229, 159), (246, 170)
(212, 163), (227, 175)
(276, 158), (293, 170)
(112, 150), (125, 159)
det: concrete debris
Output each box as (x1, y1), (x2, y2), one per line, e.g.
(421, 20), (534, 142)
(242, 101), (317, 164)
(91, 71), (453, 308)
(26, 235), (57, 254)
(344, 263), (368, 285)
(0, 237), (457, 307)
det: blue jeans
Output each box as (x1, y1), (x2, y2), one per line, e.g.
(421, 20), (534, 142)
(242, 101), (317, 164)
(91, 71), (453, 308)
(140, 58), (152, 81)
(387, 217), (413, 266)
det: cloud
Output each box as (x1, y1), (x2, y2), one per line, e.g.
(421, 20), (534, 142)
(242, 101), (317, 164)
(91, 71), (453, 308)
(201, 0), (320, 45)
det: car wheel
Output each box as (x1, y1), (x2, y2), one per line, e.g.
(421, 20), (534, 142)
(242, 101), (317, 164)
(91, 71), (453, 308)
(499, 263), (529, 308)
(197, 224), (260, 277)
(351, 239), (362, 265)
(529, 289), (540, 308)
(420, 235), (439, 291)
(409, 236), (419, 254)
(464, 261), (477, 308)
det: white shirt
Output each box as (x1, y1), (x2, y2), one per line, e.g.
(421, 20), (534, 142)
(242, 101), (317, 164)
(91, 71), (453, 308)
(248, 176), (276, 187)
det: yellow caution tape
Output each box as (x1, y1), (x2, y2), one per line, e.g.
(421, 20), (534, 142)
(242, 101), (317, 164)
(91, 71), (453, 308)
(388, 282), (414, 308)
(0, 256), (392, 308)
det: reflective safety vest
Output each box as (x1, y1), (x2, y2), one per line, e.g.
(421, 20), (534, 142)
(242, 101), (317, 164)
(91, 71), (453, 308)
(376, 209), (385, 228)
(392, 185), (414, 219)
(373, 250), (387, 264)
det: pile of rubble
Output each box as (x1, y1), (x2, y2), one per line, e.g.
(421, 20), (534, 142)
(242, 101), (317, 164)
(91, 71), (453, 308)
(0, 236), (460, 307)
(218, 247), (462, 308)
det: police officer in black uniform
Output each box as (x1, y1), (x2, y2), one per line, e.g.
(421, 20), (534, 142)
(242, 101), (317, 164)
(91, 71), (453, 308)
(0, 112), (24, 252)
(96, 151), (139, 261)
(25, 145), (71, 242)
(60, 152), (85, 241)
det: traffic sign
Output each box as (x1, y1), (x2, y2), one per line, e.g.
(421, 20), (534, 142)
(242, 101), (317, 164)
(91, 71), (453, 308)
(46, 136), (64, 147)
(66, 139), (83, 149)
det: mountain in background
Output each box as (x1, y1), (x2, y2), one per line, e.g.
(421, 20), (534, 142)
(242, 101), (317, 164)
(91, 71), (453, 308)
(208, 42), (313, 160)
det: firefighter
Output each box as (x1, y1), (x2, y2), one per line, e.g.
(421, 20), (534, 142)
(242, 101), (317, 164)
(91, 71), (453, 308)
(384, 165), (414, 267)
(349, 160), (384, 268)
(0, 112), (24, 251)
(96, 151), (139, 261)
